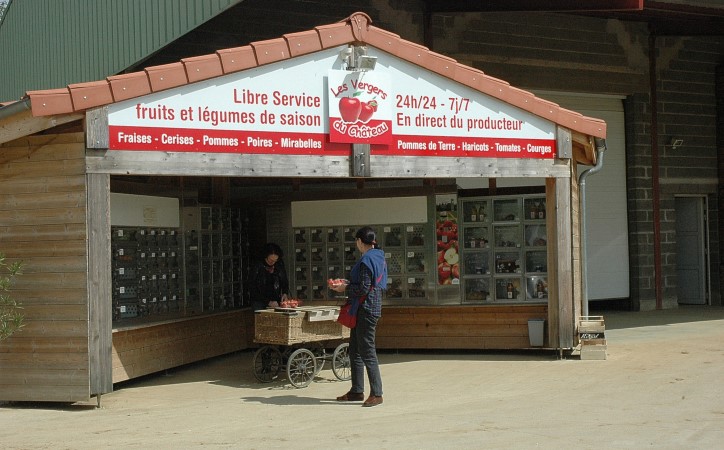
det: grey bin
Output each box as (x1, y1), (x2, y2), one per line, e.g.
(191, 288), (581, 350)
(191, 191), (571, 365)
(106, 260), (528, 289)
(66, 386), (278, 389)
(528, 318), (546, 347)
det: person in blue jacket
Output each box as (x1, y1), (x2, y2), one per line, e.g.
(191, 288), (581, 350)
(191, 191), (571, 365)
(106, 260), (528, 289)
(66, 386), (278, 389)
(331, 226), (387, 407)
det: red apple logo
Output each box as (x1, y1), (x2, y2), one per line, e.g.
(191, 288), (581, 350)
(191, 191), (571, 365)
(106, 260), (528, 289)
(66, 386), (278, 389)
(358, 100), (378, 123)
(339, 97), (361, 123)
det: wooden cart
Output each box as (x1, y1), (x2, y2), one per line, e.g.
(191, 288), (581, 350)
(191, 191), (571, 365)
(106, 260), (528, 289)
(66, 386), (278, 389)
(253, 306), (351, 388)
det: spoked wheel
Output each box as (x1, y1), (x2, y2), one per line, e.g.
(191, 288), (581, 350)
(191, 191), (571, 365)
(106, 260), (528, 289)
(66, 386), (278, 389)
(332, 342), (351, 381)
(286, 348), (317, 388)
(252, 345), (283, 383)
(309, 342), (326, 375)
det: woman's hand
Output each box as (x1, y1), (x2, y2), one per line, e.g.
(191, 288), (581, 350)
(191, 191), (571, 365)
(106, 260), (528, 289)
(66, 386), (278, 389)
(330, 284), (347, 293)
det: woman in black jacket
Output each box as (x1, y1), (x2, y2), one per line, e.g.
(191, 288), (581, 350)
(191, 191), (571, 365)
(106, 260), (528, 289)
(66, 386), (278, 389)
(249, 243), (289, 311)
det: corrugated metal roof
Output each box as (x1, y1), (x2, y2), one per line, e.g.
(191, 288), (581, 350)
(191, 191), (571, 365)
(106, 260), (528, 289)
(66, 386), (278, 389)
(0, 0), (242, 101)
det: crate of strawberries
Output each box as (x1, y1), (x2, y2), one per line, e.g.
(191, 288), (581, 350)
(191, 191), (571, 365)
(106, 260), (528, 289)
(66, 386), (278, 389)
(279, 297), (303, 309)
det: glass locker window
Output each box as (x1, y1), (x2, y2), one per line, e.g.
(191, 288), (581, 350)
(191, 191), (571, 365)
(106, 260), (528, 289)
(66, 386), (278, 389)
(327, 246), (342, 264)
(327, 227), (342, 243)
(495, 252), (520, 274)
(495, 277), (522, 301)
(524, 198), (546, 220)
(385, 250), (404, 275)
(464, 226), (489, 249)
(310, 245), (324, 263)
(407, 277), (426, 298)
(310, 265), (325, 283)
(382, 225), (403, 247)
(525, 224), (547, 247)
(465, 278), (491, 302)
(343, 227), (356, 242)
(311, 284), (325, 300)
(294, 266), (308, 283)
(327, 265), (344, 280)
(294, 228), (308, 244)
(526, 251), (547, 273)
(463, 200), (489, 223)
(344, 245), (357, 263)
(310, 228), (324, 243)
(494, 225), (521, 248)
(386, 277), (403, 299)
(463, 251), (490, 275)
(527, 276), (548, 300)
(295, 285), (309, 300)
(406, 225), (426, 247)
(493, 198), (520, 222)
(406, 250), (427, 273)
(295, 247), (308, 264)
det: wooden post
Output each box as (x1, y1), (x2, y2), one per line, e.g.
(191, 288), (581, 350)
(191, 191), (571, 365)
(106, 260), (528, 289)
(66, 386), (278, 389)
(87, 172), (113, 396)
(547, 176), (574, 350)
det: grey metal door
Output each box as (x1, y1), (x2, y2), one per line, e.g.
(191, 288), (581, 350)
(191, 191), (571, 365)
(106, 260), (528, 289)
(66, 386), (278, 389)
(675, 196), (708, 305)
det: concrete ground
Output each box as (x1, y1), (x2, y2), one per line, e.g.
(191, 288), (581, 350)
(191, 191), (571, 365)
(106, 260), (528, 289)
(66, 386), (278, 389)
(2, 306), (724, 449)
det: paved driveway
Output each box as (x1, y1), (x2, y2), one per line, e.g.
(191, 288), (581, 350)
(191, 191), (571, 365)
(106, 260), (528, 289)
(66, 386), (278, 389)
(2, 306), (723, 449)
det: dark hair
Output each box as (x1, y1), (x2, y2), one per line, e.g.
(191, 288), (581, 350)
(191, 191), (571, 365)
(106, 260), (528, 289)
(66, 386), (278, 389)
(355, 226), (379, 249)
(262, 242), (283, 259)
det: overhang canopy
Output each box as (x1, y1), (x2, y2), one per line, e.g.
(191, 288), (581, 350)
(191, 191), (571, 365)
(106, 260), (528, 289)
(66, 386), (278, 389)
(0, 12), (606, 166)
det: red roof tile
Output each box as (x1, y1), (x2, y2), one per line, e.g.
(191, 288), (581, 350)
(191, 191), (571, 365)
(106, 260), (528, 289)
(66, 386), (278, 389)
(182, 54), (224, 83)
(283, 30), (323, 58)
(20, 12), (605, 139)
(216, 46), (257, 74)
(107, 72), (152, 101)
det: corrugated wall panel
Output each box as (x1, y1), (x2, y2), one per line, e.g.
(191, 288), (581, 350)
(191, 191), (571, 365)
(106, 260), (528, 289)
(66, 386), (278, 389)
(0, 0), (242, 101)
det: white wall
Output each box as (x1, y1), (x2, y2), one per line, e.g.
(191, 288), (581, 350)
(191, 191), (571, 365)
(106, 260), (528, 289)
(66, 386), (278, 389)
(110, 193), (180, 228)
(535, 92), (630, 300)
(291, 196), (428, 227)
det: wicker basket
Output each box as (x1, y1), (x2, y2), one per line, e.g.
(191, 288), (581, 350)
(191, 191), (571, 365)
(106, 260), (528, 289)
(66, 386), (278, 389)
(254, 308), (350, 345)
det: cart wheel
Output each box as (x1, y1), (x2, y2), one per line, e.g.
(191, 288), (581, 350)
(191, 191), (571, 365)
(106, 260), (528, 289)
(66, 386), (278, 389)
(310, 342), (326, 375)
(332, 342), (351, 381)
(253, 346), (282, 383)
(286, 348), (317, 388)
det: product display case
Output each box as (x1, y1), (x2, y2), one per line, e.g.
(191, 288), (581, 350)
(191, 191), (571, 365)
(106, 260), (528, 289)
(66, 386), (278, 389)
(292, 223), (434, 303)
(193, 206), (242, 312)
(460, 194), (548, 303)
(110, 205), (246, 325)
(111, 226), (184, 321)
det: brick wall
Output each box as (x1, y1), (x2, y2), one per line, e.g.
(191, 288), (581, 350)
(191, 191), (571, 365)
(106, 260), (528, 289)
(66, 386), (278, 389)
(625, 93), (655, 310)
(654, 36), (723, 308)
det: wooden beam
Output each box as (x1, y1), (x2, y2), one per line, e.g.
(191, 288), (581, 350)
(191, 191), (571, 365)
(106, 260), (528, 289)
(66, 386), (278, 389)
(0, 108), (83, 145)
(85, 152), (573, 179)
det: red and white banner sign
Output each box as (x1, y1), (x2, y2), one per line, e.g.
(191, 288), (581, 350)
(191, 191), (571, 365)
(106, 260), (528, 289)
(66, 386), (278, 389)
(107, 49), (556, 158)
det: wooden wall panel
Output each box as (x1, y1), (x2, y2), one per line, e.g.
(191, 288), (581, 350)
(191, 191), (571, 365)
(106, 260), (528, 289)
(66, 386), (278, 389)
(0, 132), (90, 403)
(112, 311), (249, 383)
(376, 305), (548, 350)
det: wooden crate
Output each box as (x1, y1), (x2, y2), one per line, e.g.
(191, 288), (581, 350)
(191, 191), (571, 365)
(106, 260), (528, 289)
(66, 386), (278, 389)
(579, 316), (605, 333)
(254, 308), (349, 345)
(580, 344), (607, 360)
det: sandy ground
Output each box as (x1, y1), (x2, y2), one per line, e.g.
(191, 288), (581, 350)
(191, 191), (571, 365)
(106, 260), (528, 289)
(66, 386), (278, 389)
(2, 306), (724, 449)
